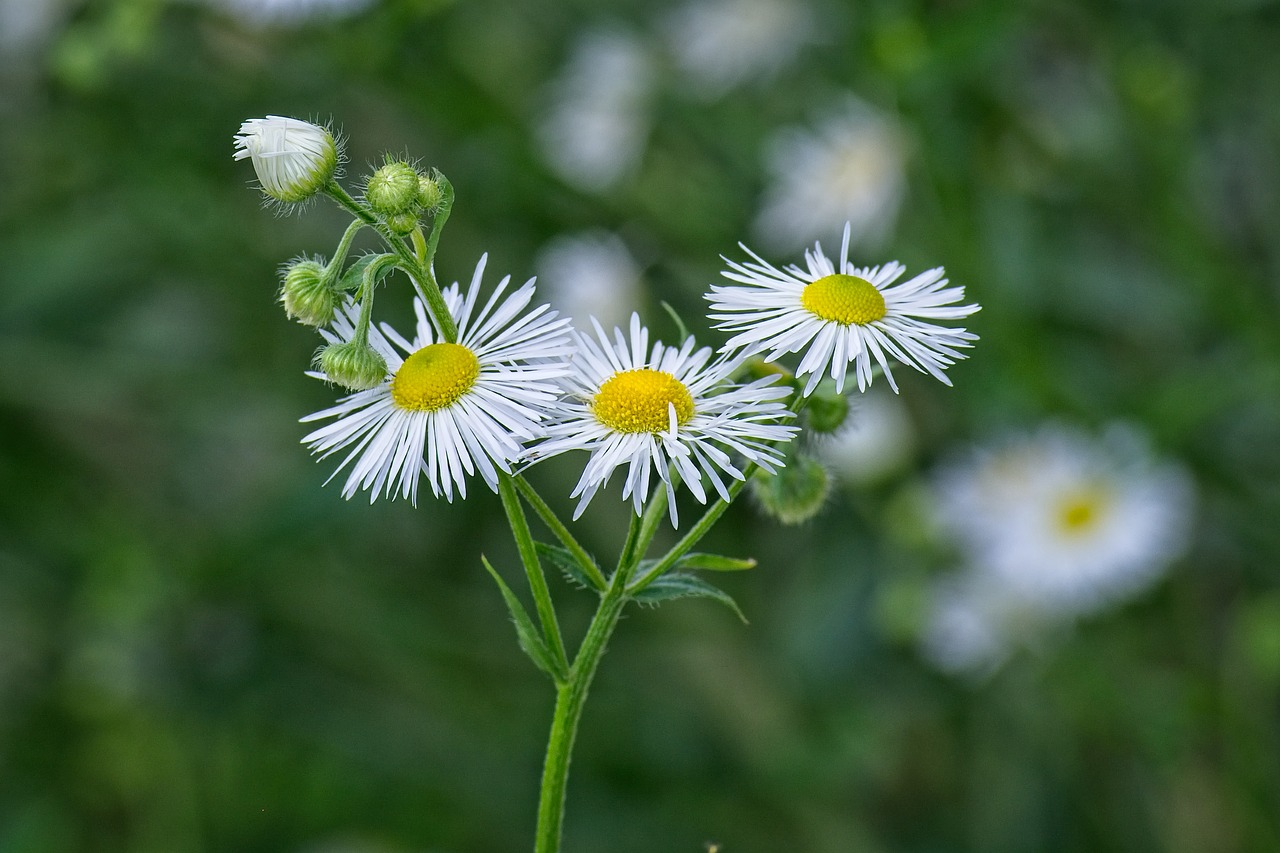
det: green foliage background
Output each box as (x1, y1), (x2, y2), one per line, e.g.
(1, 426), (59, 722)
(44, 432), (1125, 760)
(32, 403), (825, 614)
(2, 0), (1279, 850)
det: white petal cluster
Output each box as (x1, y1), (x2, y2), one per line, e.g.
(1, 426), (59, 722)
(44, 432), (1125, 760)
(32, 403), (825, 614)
(754, 98), (908, 252)
(301, 256), (573, 504)
(922, 423), (1195, 675)
(663, 0), (814, 97)
(233, 116), (339, 204)
(709, 223), (979, 395)
(536, 314), (797, 526)
(537, 30), (654, 192)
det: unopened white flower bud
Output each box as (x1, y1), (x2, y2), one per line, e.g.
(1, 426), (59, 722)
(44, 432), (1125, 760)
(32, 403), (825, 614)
(318, 340), (387, 391)
(233, 116), (339, 204)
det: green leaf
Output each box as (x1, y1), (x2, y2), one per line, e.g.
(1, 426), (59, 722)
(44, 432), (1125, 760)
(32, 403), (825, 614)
(480, 556), (567, 682)
(338, 253), (396, 292)
(535, 542), (605, 592)
(632, 573), (749, 624)
(675, 552), (757, 572)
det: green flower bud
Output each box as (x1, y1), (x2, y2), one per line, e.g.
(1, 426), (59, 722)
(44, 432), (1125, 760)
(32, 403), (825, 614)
(385, 211), (420, 235)
(750, 453), (831, 525)
(233, 116), (340, 204)
(418, 175), (443, 210)
(365, 161), (422, 216)
(745, 357), (795, 384)
(279, 257), (339, 327)
(318, 340), (387, 391)
(806, 383), (850, 434)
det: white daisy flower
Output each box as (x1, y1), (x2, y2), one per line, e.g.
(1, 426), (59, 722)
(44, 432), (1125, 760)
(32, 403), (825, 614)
(663, 0), (814, 97)
(754, 97), (909, 252)
(300, 255), (573, 504)
(931, 423), (1195, 617)
(537, 29), (654, 192)
(708, 222), (980, 395)
(233, 116), (339, 204)
(535, 230), (644, 330)
(920, 574), (1017, 678)
(536, 314), (798, 526)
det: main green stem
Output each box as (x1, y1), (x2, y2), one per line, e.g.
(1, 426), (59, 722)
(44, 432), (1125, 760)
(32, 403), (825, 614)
(534, 514), (644, 853)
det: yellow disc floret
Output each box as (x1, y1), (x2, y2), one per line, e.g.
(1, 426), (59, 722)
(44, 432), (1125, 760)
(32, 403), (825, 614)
(1054, 487), (1109, 535)
(390, 342), (480, 412)
(592, 368), (695, 434)
(800, 273), (887, 325)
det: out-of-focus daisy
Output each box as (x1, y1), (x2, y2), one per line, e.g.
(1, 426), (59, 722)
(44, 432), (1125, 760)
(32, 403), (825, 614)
(663, 0), (814, 97)
(536, 314), (797, 526)
(754, 98), (908, 252)
(817, 387), (915, 485)
(932, 423), (1195, 617)
(535, 230), (643, 330)
(233, 116), (340, 204)
(920, 574), (1027, 678)
(537, 29), (654, 192)
(708, 222), (980, 395)
(0, 0), (62, 56)
(301, 256), (572, 504)
(208, 0), (373, 26)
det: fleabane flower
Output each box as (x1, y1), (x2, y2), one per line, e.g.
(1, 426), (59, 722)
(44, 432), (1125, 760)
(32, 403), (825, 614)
(708, 223), (980, 395)
(233, 116), (339, 204)
(536, 314), (797, 526)
(931, 423), (1194, 615)
(301, 256), (573, 504)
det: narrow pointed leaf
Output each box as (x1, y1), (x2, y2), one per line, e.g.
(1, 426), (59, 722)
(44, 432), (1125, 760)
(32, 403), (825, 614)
(481, 556), (567, 681)
(631, 572), (749, 624)
(536, 542), (605, 592)
(676, 553), (757, 572)
(338, 253), (396, 292)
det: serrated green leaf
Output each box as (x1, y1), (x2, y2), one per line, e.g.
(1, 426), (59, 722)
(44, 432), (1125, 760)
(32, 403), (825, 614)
(675, 552), (757, 572)
(338, 253), (396, 292)
(535, 542), (605, 592)
(632, 572), (749, 624)
(481, 555), (567, 681)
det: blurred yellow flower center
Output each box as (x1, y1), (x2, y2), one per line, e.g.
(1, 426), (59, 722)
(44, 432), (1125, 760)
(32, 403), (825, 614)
(1055, 489), (1108, 535)
(391, 342), (480, 412)
(592, 369), (695, 434)
(801, 274), (887, 325)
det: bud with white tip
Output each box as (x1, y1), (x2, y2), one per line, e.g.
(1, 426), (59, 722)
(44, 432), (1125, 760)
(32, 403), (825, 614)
(233, 116), (339, 204)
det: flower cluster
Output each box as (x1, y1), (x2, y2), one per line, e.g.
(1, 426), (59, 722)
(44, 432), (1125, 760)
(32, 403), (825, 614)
(234, 116), (981, 527)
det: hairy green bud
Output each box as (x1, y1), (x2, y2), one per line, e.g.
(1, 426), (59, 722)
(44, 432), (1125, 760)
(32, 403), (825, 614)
(806, 383), (850, 434)
(385, 211), (420, 235)
(750, 453), (831, 525)
(279, 257), (339, 326)
(318, 340), (387, 391)
(418, 175), (443, 210)
(365, 161), (422, 216)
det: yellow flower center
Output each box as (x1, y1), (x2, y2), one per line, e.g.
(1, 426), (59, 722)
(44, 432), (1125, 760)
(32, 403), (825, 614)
(1055, 488), (1109, 535)
(390, 342), (480, 412)
(800, 273), (887, 325)
(592, 368), (695, 434)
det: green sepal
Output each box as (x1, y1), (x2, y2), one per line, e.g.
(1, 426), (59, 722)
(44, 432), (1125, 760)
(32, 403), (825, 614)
(631, 572), (749, 624)
(481, 555), (568, 682)
(338, 253), (397, 292)
(535, 542), (605, 593)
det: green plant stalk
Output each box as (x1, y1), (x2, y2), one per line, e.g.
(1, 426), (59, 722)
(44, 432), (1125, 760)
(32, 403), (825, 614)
(324, 218), (367, 281)
(325, 182), (459, 343)
(498, 474), (569, 674)
(514, 476), (607, 592)
(534, 511), (645, 853)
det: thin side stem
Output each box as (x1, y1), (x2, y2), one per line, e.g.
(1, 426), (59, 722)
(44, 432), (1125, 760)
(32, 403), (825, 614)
(514, 476), (607, 592)
(498, 474), (569, 673)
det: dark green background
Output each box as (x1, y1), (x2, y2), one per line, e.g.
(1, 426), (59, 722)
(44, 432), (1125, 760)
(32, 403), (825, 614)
(3, 0), (1280, 850)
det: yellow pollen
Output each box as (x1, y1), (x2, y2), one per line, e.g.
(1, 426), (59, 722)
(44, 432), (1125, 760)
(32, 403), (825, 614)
(1055, 489), (1108, 535)
(800, 273), (887, 325)
(592, 368), (695, 434)
(390, 342), (480, 412)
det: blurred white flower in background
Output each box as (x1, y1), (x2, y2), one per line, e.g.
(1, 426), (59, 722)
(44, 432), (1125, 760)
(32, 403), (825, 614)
(0, 0), (63, 55)
(663, 0), (814, 97)
(537, 29), (655, 192)
(817, 388), (915, 486)
(921, 423), (1195, 675)
(207, 0), (373, 26)
(535, 230), (644, 330)
(754, 98), (909, 252)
